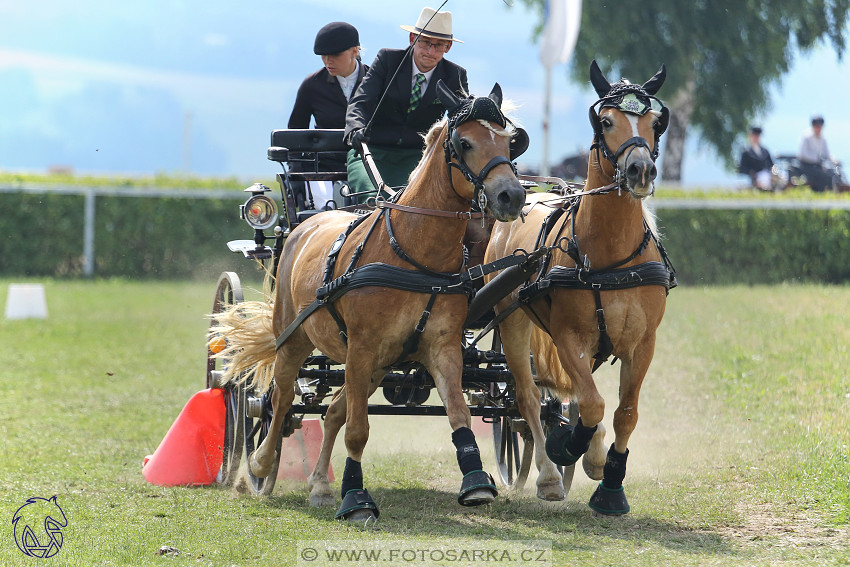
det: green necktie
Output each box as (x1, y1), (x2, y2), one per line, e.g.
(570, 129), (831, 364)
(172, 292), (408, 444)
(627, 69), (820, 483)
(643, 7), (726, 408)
(408, 73), (426, 113)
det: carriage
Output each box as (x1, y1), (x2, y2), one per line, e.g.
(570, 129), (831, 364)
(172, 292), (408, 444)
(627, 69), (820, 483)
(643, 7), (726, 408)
(206, 126), (575, 498)
(204, 63), (675, 521)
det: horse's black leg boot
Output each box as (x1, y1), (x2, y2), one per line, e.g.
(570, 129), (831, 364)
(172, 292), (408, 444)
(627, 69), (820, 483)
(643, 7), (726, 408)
(545, 417), (597, 466)
(452, 427), (497, 506)
(335, 457), (379, 520)
(588, 444), (630, 515)
(452, 426), (483, 474)
(339, 457), (363, 498)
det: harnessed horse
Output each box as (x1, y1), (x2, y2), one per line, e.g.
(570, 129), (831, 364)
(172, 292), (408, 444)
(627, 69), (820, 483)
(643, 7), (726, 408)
(212, 82), (528, 522)
(483, 61), (675, 514)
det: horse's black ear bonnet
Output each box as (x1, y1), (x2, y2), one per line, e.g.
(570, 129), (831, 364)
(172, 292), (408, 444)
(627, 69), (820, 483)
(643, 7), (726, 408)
(438, 81), (529, 161)
(434, 80), (525, 208)
(588, 60), (669, 162)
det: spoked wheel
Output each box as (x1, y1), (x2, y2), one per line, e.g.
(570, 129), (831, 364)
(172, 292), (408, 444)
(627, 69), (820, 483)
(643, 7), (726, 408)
(488, 329), (534, 490)
(241, 385), (283, 496)
(492, 399), (534, 490)
(207, 272), (245, 487)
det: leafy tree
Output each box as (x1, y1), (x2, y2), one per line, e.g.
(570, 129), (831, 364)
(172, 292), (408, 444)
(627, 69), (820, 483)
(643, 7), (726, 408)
(517, 0), (849, 181)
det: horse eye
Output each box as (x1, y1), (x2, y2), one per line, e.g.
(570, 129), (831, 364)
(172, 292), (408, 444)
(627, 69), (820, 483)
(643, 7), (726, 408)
(600, 117), (613, 129)
(461, 139), (472, 150)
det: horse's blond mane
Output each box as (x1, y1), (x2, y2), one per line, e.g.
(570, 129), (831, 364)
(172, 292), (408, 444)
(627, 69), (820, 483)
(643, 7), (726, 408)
(642, 201), (659, 238)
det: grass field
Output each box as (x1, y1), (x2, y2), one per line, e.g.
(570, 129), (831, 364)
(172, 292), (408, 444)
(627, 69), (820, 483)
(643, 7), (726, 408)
(0, 280), (847, 566)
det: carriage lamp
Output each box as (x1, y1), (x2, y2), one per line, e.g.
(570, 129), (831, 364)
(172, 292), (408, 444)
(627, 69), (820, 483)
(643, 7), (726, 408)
(227, 183), (278, 259)
(240, 184), (279, 230)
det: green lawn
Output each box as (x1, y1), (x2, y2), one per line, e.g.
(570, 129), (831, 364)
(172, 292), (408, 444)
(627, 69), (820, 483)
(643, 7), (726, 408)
(0, 280), (847, 566)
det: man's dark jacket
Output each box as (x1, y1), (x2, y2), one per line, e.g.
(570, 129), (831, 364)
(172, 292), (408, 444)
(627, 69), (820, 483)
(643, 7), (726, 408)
(345, 47), (469, 149)
(288, 61), (368, 129)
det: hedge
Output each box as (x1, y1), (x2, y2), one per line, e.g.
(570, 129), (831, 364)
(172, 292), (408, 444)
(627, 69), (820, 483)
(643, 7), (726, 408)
(2, 190), (849, 284)
(0, 191), (257, 280)
(656, 207), (850, 285)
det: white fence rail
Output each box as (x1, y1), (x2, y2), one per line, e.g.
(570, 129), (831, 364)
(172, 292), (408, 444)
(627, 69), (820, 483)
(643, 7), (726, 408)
(3, 184), (850, 277)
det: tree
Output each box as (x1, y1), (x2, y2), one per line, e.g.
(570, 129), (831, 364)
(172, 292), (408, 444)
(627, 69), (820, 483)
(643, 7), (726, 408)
(518, 1), (849, 182)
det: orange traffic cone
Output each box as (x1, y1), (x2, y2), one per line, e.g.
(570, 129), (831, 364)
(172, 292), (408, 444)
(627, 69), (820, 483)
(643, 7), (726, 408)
(143, 388), (225, 486)
(277, 419), (334, 482)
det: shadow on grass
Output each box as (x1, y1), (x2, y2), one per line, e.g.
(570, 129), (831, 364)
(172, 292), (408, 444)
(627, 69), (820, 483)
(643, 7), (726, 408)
(259, 485), (736, 559)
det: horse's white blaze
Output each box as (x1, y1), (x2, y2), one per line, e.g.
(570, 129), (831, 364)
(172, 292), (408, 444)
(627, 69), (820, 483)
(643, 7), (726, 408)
(628, 113), (640, 137)
(623, 114), (653, 163)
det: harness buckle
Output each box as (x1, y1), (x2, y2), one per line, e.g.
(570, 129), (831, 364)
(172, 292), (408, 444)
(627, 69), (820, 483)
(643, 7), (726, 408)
(466, 264), (485, 281)
(414, 310), (431, 333)
(595, 308), (607, 332)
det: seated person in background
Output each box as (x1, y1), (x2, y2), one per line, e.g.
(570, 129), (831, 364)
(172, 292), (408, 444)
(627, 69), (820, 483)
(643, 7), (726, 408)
(738, 126), (773, 191)
(344, 7), (469, 203)
(288, 22), (367, 208)
(797, 115), (838, 192)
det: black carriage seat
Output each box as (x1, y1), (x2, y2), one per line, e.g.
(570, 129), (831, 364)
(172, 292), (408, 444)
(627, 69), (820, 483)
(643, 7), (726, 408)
(268, 129), (351, 222)
(268, 129), (349, 182)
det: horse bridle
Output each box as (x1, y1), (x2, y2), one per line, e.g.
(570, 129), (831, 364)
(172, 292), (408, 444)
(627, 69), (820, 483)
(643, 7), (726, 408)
(443, 124), (515, 212)
(588, 87), (669, 197)
(441, 99), (528, 212)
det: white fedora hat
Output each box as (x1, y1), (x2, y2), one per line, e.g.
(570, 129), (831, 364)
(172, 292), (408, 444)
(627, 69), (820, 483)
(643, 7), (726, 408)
(400, 7), (463, 43)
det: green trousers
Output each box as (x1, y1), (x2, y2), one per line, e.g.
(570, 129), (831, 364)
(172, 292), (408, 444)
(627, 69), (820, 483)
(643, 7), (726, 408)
(345, 146), (423, 203)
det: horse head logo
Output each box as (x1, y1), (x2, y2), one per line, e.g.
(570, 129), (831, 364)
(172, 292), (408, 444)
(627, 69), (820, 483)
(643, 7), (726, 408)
(12, 496), (67, 558)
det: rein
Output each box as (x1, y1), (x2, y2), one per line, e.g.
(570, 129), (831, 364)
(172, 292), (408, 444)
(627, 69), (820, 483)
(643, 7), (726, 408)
(376, 198), (484, 220)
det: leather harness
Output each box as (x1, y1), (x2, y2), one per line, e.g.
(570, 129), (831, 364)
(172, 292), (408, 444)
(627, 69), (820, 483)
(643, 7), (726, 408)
(274, 94), (530, 365)
(518, 192), (677, 371)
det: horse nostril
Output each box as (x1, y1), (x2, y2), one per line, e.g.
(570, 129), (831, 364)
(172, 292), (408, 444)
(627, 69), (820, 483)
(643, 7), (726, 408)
(627, 163), (641, 180)
(498, 190), (511, 205)
(648, 164), (657, 181)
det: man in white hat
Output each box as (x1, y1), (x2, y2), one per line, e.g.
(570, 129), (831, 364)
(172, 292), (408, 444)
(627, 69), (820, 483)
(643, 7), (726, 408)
(343, 6), (469, 202)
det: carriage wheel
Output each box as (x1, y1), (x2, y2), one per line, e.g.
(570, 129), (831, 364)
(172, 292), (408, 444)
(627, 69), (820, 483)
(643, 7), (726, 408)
(491, 388), (579, 494)
(488, 329), (534, 490)
(207, 272), (245, 487)
(241, 385), (282, 496)
(492, 409), (534, 490)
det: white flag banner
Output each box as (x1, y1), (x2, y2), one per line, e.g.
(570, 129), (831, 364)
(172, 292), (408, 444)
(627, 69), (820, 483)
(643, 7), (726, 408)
(539, 0), (582, 69)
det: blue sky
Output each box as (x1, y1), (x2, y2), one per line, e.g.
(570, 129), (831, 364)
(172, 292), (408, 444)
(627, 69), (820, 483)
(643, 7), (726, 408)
(0, 0), (848, 188)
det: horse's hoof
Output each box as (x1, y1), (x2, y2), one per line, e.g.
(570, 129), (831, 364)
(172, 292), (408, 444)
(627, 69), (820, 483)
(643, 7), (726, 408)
(536, 481), (566, 502)
(461, 488), (496, 506)
(582, 456), (605, 481)
(458, 471), (498, 506)
(248, 451), (273, 479)
(335, 489), (380, 522)
(309, 492), (336, 508)
(588, 482), (630, 516)
(343, 508), (379, 527)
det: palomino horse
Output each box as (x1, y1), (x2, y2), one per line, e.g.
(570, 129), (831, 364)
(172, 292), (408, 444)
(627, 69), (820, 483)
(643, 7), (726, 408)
(484, 61), (675, 514)
(212, 82), (527, 521)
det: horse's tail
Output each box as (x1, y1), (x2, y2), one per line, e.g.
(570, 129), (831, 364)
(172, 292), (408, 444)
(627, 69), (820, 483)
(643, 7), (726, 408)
(208, 298), (277, 393)
(530, 326), (574, 398)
